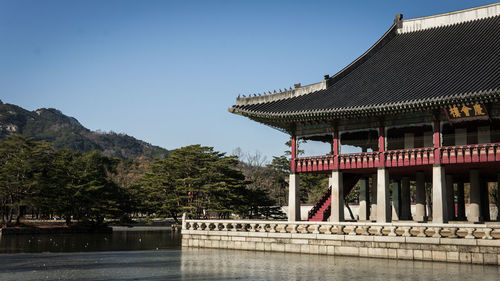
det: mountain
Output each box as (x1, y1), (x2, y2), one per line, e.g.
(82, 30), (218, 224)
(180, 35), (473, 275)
(0, 100), (169, 159)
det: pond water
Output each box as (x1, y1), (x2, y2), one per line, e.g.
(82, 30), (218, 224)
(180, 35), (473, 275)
(0, 230), (498, 280)
(0, 230), (180, 253)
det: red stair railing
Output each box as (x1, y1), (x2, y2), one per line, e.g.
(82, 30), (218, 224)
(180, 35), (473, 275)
(308, 174), (362, 221)
(307, 186), (331, 220)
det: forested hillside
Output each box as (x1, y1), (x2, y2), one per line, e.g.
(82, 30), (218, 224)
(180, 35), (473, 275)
(0, 100), (169, 159)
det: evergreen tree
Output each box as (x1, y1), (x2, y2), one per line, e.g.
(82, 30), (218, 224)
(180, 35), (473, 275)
(0, 135), (128, 226)
(0, 135), (53, 224)
(136, 145), (280, 221)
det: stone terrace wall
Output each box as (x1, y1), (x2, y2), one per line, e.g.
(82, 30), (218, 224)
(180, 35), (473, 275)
(182, 220), (500, 265)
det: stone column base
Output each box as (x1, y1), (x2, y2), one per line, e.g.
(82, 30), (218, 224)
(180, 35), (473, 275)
(413, 215), (427, 223)
(467, 216), (484, 223)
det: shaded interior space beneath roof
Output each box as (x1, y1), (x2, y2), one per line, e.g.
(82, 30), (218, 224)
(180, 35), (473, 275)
(341, 130), (378, 152)
(297, 119), (500, 223)
(299, 119), (500, 154)
(443, 119), (500, 146)
(298, 132), (379, 155)
(299, 130), (380, 154)
(385, 164), (500, 222)
(386, 125), (433, 150)
(296, 139), (333, 157)
(307, 164), (500, 223)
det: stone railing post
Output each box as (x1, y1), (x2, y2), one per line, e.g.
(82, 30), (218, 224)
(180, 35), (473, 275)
(482, 228), (493, 239)
(182, 213), (187, 230)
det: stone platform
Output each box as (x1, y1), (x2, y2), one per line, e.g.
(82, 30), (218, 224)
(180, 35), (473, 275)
(182, 219), (500, 265)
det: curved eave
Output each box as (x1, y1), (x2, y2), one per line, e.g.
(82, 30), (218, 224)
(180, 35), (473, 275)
(230, 88), (500, 126)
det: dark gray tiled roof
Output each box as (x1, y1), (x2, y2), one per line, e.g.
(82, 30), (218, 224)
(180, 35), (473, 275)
(232, 15), (500, 117)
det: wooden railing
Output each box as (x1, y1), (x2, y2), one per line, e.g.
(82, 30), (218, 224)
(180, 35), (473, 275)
(292, 143), (500, 173)
(383, 148), (435, 167)
(307, 186), (331, 220)
(440, 143), (500, 164)
(338, 152), (379, 170)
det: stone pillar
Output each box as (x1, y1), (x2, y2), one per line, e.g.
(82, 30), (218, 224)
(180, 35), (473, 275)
(358, 177), (369, 221)
(432, 165), (448, 223)
(330, 170), (344, 222)
(370, 173), (377, 221)
(446, 175), (455, 221)
(414, 171), (427, 222)
(401, 177), (411, 220)
(391, 180), (401, 221)
(468, 169), (482, 223)
(288, 173), (301, 222)
(290, 135), (297, 173)
(480, 180), (490, 222)
(456, 181), (466, 221)
(377, 168), (391, 223)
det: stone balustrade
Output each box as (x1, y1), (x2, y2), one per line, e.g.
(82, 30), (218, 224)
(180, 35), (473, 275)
(183, 219), (500, 240)
(182, 219), (500, 264)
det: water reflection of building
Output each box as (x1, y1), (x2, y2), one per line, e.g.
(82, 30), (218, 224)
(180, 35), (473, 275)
(229, 3), (500, 224)
(180, 248), (498, 279)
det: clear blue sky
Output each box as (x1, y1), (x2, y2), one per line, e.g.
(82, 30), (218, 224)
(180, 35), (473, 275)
(0, 0), (497, 160)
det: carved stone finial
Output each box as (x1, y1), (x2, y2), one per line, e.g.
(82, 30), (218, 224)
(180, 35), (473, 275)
(237, 94), (241, 98)
(394, 13), (403, 28)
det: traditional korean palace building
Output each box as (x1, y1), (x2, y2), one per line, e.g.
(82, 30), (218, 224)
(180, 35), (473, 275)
(182, 4), (500, 265)
(229, 3), (500, 224)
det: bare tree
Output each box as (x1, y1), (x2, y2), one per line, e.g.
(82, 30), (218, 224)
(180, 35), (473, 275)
(246, 151), (267, 167)
(231, 147), (244, 161)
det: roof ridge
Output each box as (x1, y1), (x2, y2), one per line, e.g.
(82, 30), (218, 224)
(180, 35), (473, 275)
(398, 2), (500, 34)
(234, 80), (327, 106)
(233, 22), (399, 107)
(326, 21), (398, 87)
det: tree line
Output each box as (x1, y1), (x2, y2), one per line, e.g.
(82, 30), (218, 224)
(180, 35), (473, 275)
(0, 135), (126, 225)
(2, 135), (317, 226)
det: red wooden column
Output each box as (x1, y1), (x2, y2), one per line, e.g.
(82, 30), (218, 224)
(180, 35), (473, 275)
(291, 135), (297, 172)
(333, 131), (339, 155)
(333, 131), (339, 169)
(433, 120), (441, 164)
(378, 126), (386, 166)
